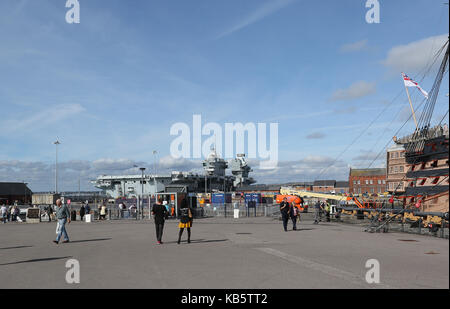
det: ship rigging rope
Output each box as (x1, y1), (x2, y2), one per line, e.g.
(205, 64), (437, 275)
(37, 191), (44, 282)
(361, 42), (449, 165)
(366, 43), (449, 196)
(406, 41), (449, 154)
(314, 40), (449, 181)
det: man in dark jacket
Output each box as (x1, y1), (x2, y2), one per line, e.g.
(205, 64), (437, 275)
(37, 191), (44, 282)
(152, 198), (168, 244)
(79, 204), (86, 221)
(280, 198), (290, 232)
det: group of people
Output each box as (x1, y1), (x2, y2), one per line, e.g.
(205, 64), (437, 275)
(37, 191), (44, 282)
(279, 198), (300, 231)
(151, 197), (193, 245)
(279, 197), (333, 231)
(313, 200), (332, 224)
(78, 203), (91, 221)
(1, 204), (21, 223)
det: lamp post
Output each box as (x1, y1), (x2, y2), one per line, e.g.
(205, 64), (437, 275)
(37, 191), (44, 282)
(153, 150), (157, 195)
(53, 140), (60, 194)
(139, 167), (146, 219)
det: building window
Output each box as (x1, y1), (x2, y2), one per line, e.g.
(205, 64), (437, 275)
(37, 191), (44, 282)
(353, 180), (356, 185)
(383, 180), (386, 184)
(419, 179), (426, 186)
(370, 180), (373, 184)
(378, 180), (381, 185)
(431, 177), (440, 185)
(357, 180), (360, 185)
(365, 180), (369, 185)
(399, 166), (404, 173)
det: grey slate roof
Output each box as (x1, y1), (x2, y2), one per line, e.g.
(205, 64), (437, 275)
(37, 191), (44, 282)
(335, 181), (349, 188)
(313, 180), (336, 187)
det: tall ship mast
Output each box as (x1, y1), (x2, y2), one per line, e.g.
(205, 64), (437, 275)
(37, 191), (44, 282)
(393, 39), (449, 212)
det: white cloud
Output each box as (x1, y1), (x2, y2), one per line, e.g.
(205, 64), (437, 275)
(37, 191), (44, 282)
(330, 81), (376, 101)
(339, 39), (368, 53)
(0, 104), (85, 136)
(0, 155), (353, 191)
(158, 155), (199, 171)
(382, 34), (448, 74)
(216, 0), (296, 39)
(306, 132), (325, 139)
(92, 158), (143, 171)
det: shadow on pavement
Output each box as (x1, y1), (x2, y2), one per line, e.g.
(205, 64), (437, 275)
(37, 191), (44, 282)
(0, 256), (72, 266)
(164, 239), (229, 244)
(69, 238), (112, 243)
(0, 246), (33, 250)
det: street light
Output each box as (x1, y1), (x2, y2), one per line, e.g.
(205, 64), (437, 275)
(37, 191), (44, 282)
(53, 140), (61, 194)
(153, 150), (158, 195)
(139, 167), (146, 219)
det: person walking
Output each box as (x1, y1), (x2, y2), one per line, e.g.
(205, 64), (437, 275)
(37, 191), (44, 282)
(314, 200), (323, 224)
(177, 198), (193, 244)
(290, 202), (298, 230)
(280, 197), (290, 231)
(324, 202), (331, 222)
(79, 204), (86, 221)
(152, 198), (168, 244)
(119, 202), (124, 218)
(85, 202), (91, 215)
(100, 204), (107, 220)
(10, 206), (16, 221)
(46, 205), (53, 222)
(13, 206), (20, 222)
(53, 199), (71, 244)
(7, 205), (13, 222)
(1, 204), (8, 224)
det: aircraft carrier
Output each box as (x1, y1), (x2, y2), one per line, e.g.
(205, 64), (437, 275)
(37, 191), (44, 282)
(91, 150), (255, 199)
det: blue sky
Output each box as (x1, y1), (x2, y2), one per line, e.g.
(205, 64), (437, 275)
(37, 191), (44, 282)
(0, 0), (448, 191)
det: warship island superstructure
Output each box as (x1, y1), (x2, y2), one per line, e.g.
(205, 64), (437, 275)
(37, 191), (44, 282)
(92, 151), (255, 199)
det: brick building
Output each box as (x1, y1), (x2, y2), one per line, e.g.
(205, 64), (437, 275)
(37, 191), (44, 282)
(386, 144), (408, 193)
(349, 168), (387, 195)
(335, 181), (350, 194)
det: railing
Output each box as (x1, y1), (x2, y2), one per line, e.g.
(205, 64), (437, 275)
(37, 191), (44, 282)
(200, 203), (280, 218)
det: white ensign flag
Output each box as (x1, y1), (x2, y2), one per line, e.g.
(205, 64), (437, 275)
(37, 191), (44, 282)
(402, 72), (429, 99)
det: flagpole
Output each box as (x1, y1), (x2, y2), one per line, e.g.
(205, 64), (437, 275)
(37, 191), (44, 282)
(404, 83), (419, 131)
